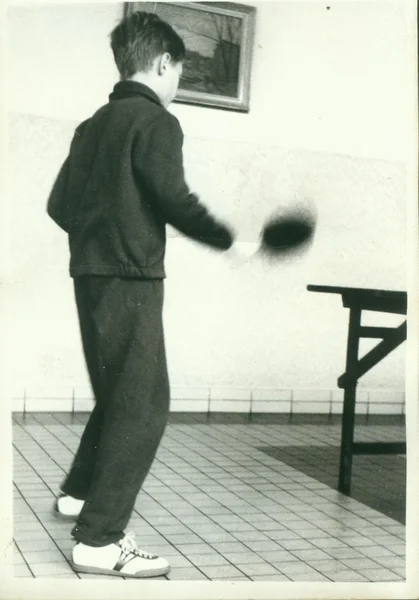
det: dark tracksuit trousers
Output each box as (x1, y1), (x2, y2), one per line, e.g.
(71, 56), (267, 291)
(61, 275), (169, 547)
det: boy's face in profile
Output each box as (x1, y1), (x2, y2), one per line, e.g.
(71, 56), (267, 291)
(159, 57), (183, 107)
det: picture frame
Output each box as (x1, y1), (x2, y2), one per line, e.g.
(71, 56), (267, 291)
(123, 2), (256, 112)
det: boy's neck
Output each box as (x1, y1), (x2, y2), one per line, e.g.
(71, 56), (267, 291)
(126, 73), (160, 99)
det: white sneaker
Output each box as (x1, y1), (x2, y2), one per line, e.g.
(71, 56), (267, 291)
(53, 494), (85, 521)
(71, 532), (170, 578)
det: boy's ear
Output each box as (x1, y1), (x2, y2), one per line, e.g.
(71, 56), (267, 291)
(157, 52), (172, 75)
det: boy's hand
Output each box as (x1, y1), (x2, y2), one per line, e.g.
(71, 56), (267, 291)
(225, 241), (257, 267)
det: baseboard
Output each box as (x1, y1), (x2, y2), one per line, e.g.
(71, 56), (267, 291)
(11, 386), (406, 416)
(12, 411), (406, 426)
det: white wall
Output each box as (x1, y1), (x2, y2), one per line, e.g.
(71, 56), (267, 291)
(6, 1), (412, 413)
(7, 1), (410, 162)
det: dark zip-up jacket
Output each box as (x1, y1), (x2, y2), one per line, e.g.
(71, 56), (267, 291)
(47, 81), (234, 278)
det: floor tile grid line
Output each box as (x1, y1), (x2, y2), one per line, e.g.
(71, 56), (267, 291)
(39, 416), (86, 441)
(26, 416), (212, 495)
(55, 428), (334, 581)
(161, 426), (385, 523)
(257, 426), (406, 456)
(137, 463), (298, 579)
(29, 415), (80, 432)
(214, 425), (405, 468)
(167, 426), (344, 473)
(161, 430), (328, 496)
(13, 443), (65, 496)
(187, 448), (404, 537)
(131, 505), (255, 581)
(13, 419), (69, 447)
(25, 415), (210, 497)
(13, 452), (41, 480)
(14, 417), (242, 581)
(16, 424), (404, 532)
(15, 417), (79, 441)
(157, 441), (320, 508)
(131, 461), (335, 582)
(12, 492), (134, 578)
(24, 415), (82, 450)
(207, 422), (395, 436)
(167, 461), (405, 543)
(58, 413), (90, 428)
(29, 414), (260, 489)
(13, 418), (404, 580)
(25, 411), (79, 434)
(160, 428), (388, 523)
(13, 426), (54, 448)
(220, 422), (405, 452)
(12, 552), (35, 578)
(14, 475), (65, 509)
(15, 450), (74, 543)
(216, 422), (344, 445)
(171, 423), (406, 527)
(252, 444), (406, 511)
(215, 424), (406, 530)
(17, 417), (87, 488)
(142, 439), (394, 579)
(140, 445), (403, 582)
(228, 423), (406, 451)
(22, 431), (81, 467)
(161, 436), (397, 540)
(149, 458), (406, 580)
(14, 414), (406, 442)
(12, 496), (82, 577)
(13, 424), (171, 579)
(254, 439), (405, 461)
(349, 426), (406, 442)
(163, 425), (315, 468)
(13, 436), (74, 471)
(12, 425), (132, 580)
(22, 420), (404, 552)
(15, 420), (404, 556)
(12, 414), (38, 426)
(13, 539), (79, 580)
(159, 427), (405, 561)
(187, 423), (347, 451)
(256, 455), (405, 522)
(76, 413), (405, 431)
(27, 425), (81, 452)
(12, 538), (36, 578)
(13, 424), (68, 488)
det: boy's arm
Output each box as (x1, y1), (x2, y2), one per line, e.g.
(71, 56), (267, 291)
(134, 113), (234, 250)
(46, 121), (88, 233)
(46, 157), (72, 232)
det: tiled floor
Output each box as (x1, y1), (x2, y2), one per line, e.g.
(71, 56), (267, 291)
(260, 439), (406, 523)
(12, 412), (406, 581)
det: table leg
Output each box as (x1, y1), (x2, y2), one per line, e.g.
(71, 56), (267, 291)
(338, 306), (361, 494)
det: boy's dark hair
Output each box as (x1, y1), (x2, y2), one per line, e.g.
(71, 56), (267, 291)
(110, 11), (186, 79)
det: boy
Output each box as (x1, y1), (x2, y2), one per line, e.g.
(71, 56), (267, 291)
(47, 11), (237, 578)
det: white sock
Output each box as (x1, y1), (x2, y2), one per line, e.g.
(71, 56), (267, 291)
(57, 495), (84, 515)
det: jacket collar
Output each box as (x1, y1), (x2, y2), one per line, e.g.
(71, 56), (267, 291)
(109, 80), (162, 106)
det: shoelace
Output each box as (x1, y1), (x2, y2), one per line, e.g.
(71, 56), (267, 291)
(119, 532), (157, 559)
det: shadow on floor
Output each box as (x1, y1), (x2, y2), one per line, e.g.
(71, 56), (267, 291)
(258, 445), (406, 524)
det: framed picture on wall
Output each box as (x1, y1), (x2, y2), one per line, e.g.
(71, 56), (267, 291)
(123, 2), (256, 112)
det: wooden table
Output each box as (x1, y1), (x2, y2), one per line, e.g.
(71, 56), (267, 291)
(307, 285), (407, 494)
